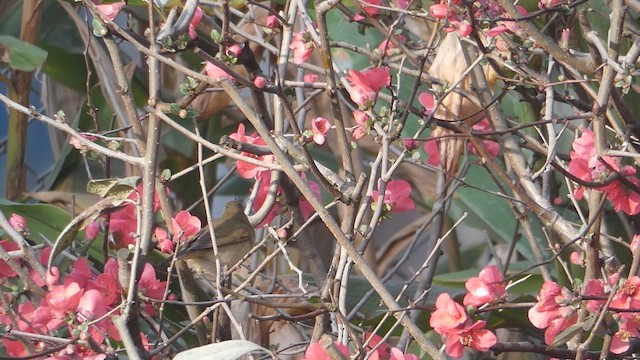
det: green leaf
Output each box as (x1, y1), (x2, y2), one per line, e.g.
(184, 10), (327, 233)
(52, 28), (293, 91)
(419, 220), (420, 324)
(173, 340), (271, 360)
(0, 35), (47, 71)
(0, 200), (71, 243)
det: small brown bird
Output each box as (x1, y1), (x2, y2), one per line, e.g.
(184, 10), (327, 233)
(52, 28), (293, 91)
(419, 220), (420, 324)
(177, 201), (255, 293)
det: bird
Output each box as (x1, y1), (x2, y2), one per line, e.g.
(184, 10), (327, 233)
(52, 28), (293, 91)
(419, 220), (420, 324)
(176, 200), (255, 293)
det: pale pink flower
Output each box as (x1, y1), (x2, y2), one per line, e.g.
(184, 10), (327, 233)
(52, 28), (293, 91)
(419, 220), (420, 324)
(172, 210), (202, 242)
(304, 73), (319, 83)
(95, 1), (125, 21)
(352, 110), (370, 140)
(188, 6), (203, 39)
(486, 25), (509, 37)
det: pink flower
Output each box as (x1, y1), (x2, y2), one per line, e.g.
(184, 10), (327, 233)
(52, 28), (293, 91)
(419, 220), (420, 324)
(423, 139), (441, 167)
(252, 172), (321, 226)
(569, 251), (584, 267)
(172, 210), (202, 242)
(304, 341), (350, 360)
(266, 15), (279, 28)
(430, 293), (468, 334)
(605, 172), (640, 215)
(254, 76), (267, 88)
(95, 1), (125, 21)
(364, 332), (390, 359)
(188, 6), (203, 39)
(418, 92), (435, 116)
(0, 240), (20, 278)
(69, 133), (98, 151)
(371, 179), (414, 213)
(429, 4), (454, 19)
(375, 35), (407, 57)
(362, 0), (381, 16)
(2, 339), (27, 357)
(611, 276), (640, 310)
(346, 67), (390, 107)
(463, 265), (506, 307)
(632, 234), (640, 252)
(528, 281), (578, 344)
(304, 73), (319, 83)
(458, 22), (472, 37)
(227, 44), (243, 57)
(485, 25), (509, 37)
(9, 213), (28, 235)
(468, 118), (500, 157)
(229, 124), (275, 179)
(443, 320), (497, 358)
(389, 347), (419, 360)
(611, 315), (640, 354)
(85, 221), (100, 240)
(352, 111), (370, 140)
(538, 0), (561, 9)
(204, 61), (233, 81)
(311, 117), (331, 145)
(290, 32), (314, 65)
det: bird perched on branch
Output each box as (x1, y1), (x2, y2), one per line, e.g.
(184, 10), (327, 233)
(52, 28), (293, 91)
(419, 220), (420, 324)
(177, 200), (255, 294)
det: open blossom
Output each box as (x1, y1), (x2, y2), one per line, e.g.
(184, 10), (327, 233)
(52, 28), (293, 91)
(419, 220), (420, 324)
(346, 67), (390, 107)
(418, 92), (435, 116)
(171, 210), (201, 242)
(468, 118), (500, 158)
(290, 31), (314, 64)
(430, 293), (496, 358)
(311, 117), (331, 145)
(528, 281), (578, 345)
(229, 124), (275, 179)
(430, 3), (454, 19)
(567, 129), (640, 215)
(463, 265), (506, 307)
(371, 179), (414, 213)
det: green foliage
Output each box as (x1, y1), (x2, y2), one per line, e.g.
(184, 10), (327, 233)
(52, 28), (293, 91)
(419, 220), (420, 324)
(0, 35), (47, 71)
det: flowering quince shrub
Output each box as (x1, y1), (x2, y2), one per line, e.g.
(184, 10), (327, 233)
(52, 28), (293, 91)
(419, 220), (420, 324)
(1, 0), (639, 358)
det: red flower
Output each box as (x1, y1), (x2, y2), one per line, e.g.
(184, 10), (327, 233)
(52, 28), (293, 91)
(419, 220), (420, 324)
(290, 32), (314, 65)
(346, 67), (390, 107)
(468, 118), (500, 158)
(0, 240), (19, 278)
(311, 117), (331, 145)
(463, 265), (506, 307)
(266, 15), (279, 28)
(371, 179), (414, 213)
(423, 138), (441, 167)
(362, 0), (381, 16)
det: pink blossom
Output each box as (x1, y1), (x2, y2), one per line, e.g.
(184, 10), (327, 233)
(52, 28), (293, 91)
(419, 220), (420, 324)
(423, 139), (441, 167)
(611, 276), (640, 310)
(371, 179), (414, 213)
(632, 234), (640, 252)
(204, 61), (233, 81)
(468, 118), (499, 157)
(485, 25), (509, 37)
(0, 239), (20, 278)
(266, 15), (279, 28)
(304, 341), (350, 360)
(172, 210), (202, 242)
(443, 320), (497, 358)
(418, 92), (435, 116)
(253, 172), (321, 226)
(311, 117), (331, 145)
(69, 133), (97, 151)
(95, 1), (125, 21)
(227, 44), (242, 57)
(463, 265), (506, 307)
(538, 0), (562, 9)
(430, 4), (454, 19)
(458, 22), (472, 37)
(364, 332), (390, 359)
(528, 281), (578, 344)
(304, 73), (319, 83)
(290, 32), (314, 64)
(85, 221), (100, 240)
(2, 339), (28, 357)
(430, 293), (468, 333)
(569, 251), (584, 267)
(362, 0), (381, 16)
(254, 76), (267, 88)
(9, 213), (28, 235)
(229, 124), (275, 179)
(375, 35), (407, 57)
(346, 67), (390, 107)
(188, 6), (203, 39)
(389, 347), (420, 360)
(352, 111), (370, 140)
